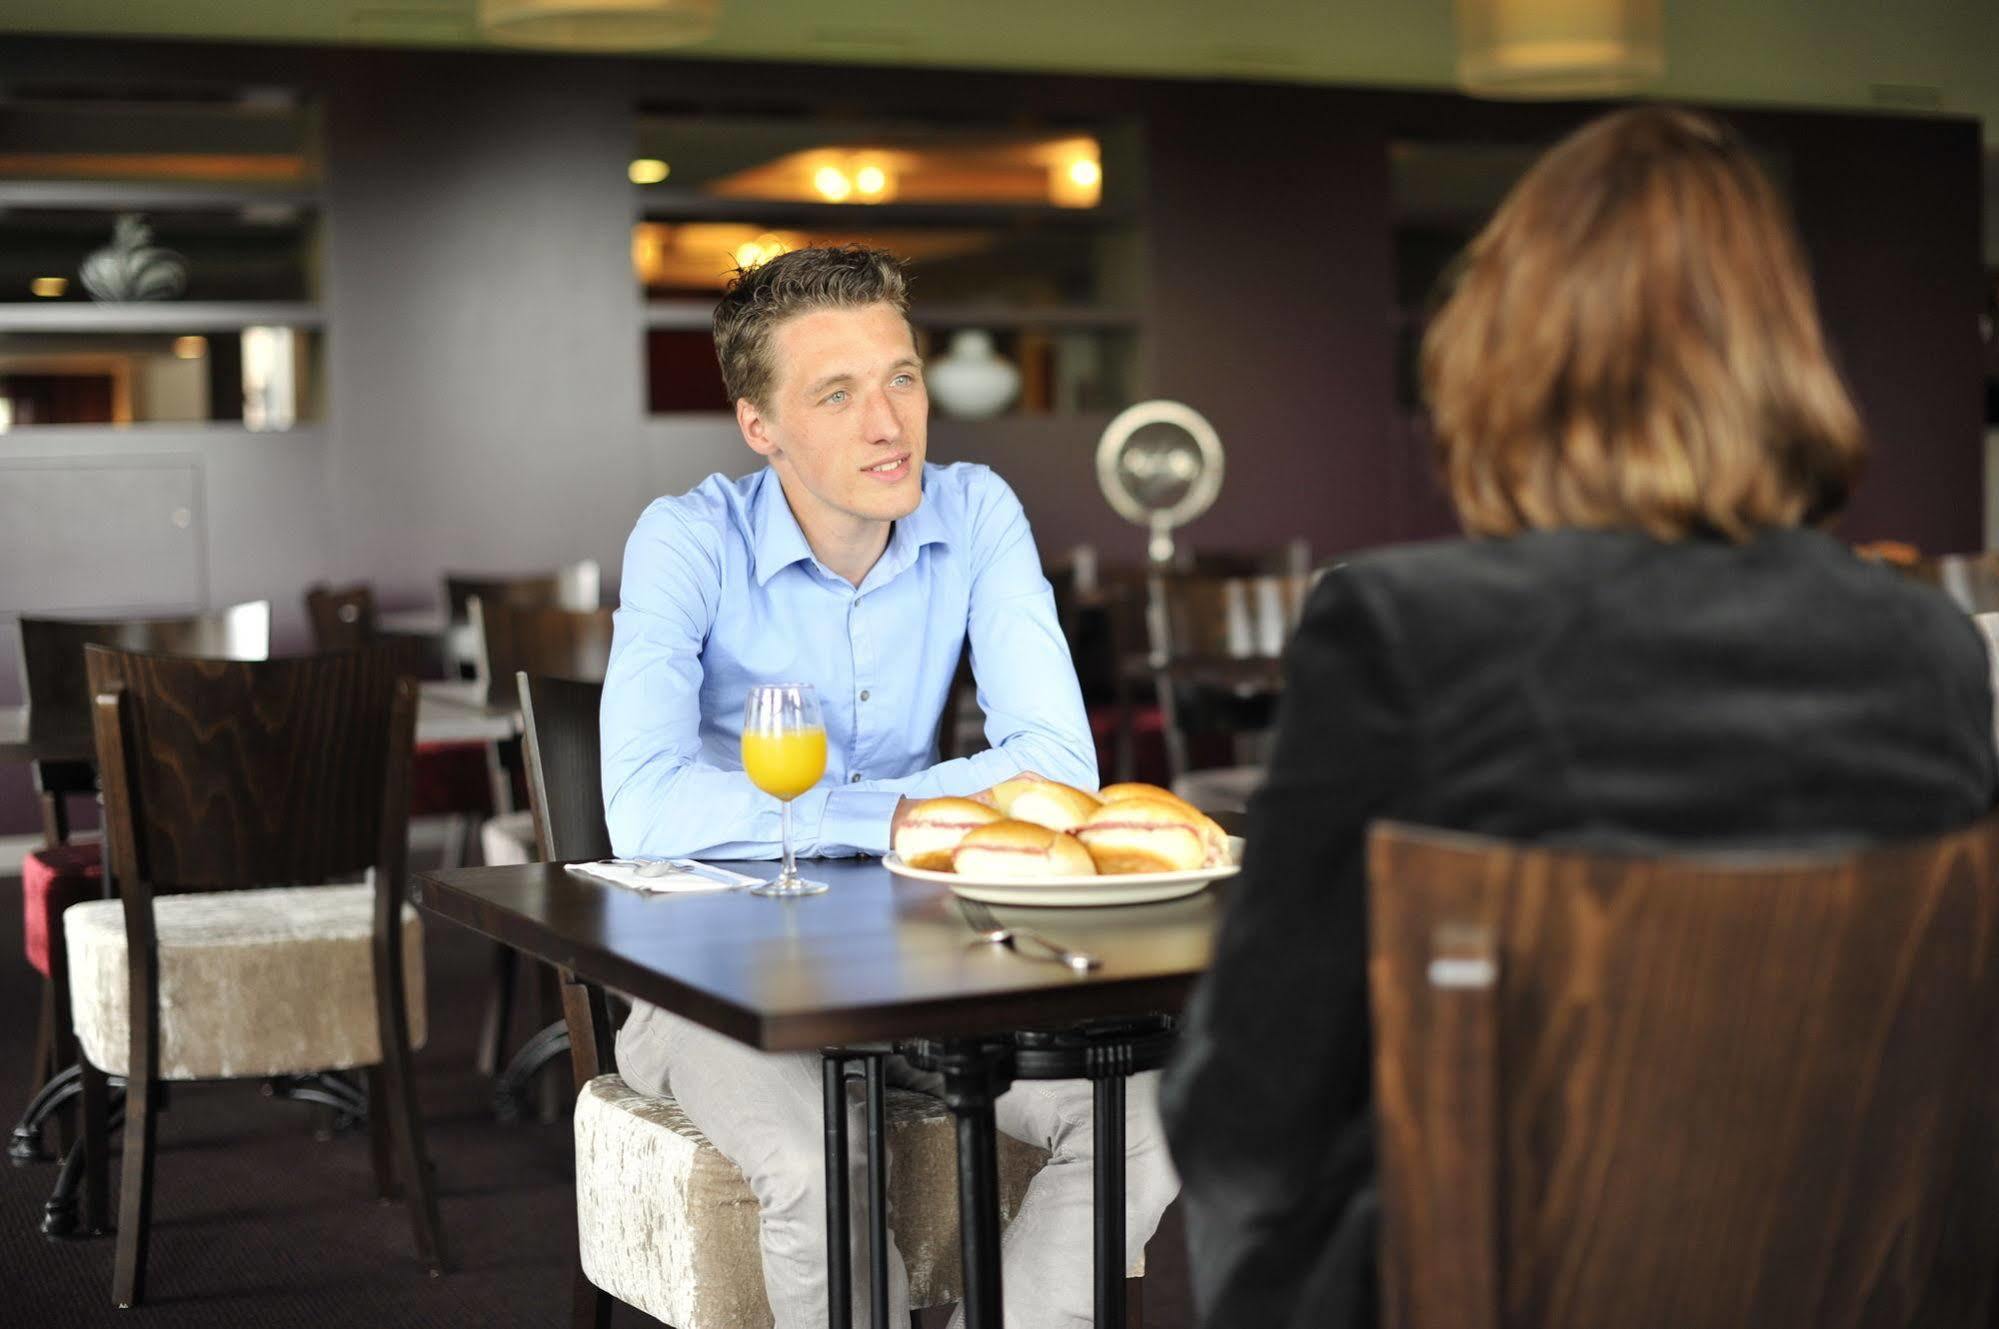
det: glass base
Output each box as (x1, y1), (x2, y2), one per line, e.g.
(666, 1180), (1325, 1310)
(750, 871), (829, 898)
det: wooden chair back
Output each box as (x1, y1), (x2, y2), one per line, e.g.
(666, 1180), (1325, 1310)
(1367, 815), (1999, 1329)
(468, 600), (614, 711)
(444, 559), (600, 624)
(85, 644), (417, 894)
(1143, 570), (1312, 780)
(517, 671), (621, 1083)
(517, 672), (612, 864)
(303, 582), (377, 651)
(19, 601), (270, 743)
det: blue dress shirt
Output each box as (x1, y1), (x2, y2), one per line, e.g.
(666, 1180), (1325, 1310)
(601, 462), (1097, 859)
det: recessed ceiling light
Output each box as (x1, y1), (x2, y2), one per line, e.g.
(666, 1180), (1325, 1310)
(29, 276), (66, 298)
(629, 158), (670, 185)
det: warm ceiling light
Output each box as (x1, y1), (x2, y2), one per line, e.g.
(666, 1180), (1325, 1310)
(629, 158), (670, 185)
(1049, 148), (1103, 209)
(478, 0), (719, 51)
(29, 277), (67, 298)
(853, 163), (890, 200)
(813, 165), (853, 203)
(1067, 159), (1102, 189)
(173, 336), (208, 360)
(1454, 0), (1664, 98)
(733, 233), (789, 271)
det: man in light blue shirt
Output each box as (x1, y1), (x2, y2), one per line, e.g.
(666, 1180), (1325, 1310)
(601, 247), (1177, 1329)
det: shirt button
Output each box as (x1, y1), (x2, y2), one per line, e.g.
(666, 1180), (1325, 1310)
(859, 690), (870, 702)
(850, 772), (862, 783)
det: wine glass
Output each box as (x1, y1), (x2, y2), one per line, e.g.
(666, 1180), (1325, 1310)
(741, 683), (829, 897)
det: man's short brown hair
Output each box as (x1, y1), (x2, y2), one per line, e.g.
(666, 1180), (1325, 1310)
(713, 245), (911, 411)
(1421, 106), (1865, 541)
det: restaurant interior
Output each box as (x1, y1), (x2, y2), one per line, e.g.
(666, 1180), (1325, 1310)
(3, 1), (1998, 1326)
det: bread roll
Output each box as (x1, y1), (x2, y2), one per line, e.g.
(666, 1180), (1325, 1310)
(1096, 783), (1233, 866)
(991, 776), (1102, 832)
(894, 797), (1003, 870)
(1077, 797), (1209, 874)
(952, 820), (1097, 879)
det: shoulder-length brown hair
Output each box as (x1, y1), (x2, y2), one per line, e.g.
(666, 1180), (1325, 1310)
(1421, 106), (1865, 541)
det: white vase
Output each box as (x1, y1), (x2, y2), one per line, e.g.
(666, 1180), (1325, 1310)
(928, 330), (1021, 420)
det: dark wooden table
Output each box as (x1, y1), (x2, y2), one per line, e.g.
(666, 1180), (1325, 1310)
(413, 857), (1225, 1328)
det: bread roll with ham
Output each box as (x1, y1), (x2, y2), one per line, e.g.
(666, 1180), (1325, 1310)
(894, 797), (1003, 870)
(952, 820), (1097, 878)
(989, 775), (1102, 832)
(1077, 796), (1217, 873)
(1092, 784), (1234, 867)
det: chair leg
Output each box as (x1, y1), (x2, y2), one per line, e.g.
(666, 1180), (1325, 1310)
(365, 1066), (400, 1200)
(112, 1069), (158, 1306)
(47, 943), (79, 1156)
(78, 1059), (109, 1235)
(28, 981), (54, 1097)
(378, 991), (447, 1272)
(475, 944), (517, 1076)
(571, 1260), (612, 1328)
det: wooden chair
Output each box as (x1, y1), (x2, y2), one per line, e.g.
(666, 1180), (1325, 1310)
(469, 603), (616, 1094)
(516, 672), (1070, 1329)
(303, 581), (377, 651)
(10, 601), (269, 1163)
(1142, 567), (1314, 813)
(73, 644), (445, 1306)
(1367, 815), (1999, 1329)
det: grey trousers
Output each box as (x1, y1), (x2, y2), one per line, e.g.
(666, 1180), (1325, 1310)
(617, 1000), (1180, 1329)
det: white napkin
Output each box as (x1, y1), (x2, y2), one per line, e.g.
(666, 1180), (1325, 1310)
(568, 859), (763, 894)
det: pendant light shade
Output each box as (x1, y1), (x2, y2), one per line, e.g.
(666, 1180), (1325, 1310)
(1455, 0), (1664, 99)
(478, 0), (719, 52)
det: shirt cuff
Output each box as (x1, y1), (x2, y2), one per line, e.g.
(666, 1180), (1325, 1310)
(814, 787), (905, 856)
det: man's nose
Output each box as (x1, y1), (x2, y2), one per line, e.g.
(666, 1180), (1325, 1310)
(862, 388), (903, 445)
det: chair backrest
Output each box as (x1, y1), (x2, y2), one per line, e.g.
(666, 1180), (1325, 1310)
(1367, 816), (1999, 1329)
(517, 672), (612, 863)
(469, 600), (615, 710)
(85, 644), (417, 894)
(304, 582), (377, 651)
(18, 601), (271, 741)
(444, 558), (600, 624)
(1147, 571), (1312, 662)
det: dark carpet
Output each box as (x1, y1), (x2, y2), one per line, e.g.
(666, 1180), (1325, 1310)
(1, 859), (1196, 1327)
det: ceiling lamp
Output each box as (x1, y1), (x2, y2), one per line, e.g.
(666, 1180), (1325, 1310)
(1455, 0), (1664, 99)
(479, 0), (719, 52)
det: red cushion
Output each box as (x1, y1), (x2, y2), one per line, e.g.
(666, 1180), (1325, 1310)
(410, 741), (495, 817)
(21, 842), (104, 978)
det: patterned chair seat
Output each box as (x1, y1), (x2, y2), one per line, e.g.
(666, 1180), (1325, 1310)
(65, 885), (425, 1081)
(576, 1072), (1146, 1329)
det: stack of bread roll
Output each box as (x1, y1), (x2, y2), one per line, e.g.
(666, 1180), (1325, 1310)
(893, 777), (1232, 880)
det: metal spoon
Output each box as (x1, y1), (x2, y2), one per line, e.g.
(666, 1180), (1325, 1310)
(958, 899), (1100, 972)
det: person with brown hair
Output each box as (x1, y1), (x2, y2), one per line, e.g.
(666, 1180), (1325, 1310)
(1159, 105), (1995, 1328)
(601, 245), (1178, 1328)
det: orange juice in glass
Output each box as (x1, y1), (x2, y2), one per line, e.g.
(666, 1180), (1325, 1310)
(743, 683), (829, 896)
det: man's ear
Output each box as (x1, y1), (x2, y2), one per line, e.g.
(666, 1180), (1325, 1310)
(737, 397), (779, 459)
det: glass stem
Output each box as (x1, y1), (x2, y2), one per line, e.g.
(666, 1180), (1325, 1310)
(780, 798), (796, 883)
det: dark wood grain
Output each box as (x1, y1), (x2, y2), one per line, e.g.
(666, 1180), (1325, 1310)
(414, 860), (1223, 1052)
(472, 602), (614, 712)
(1368, 816), (1999, 1329)
(82, 645), (445, 1302)
(444, 571), (563, 625)
(518, 673), (613, 865)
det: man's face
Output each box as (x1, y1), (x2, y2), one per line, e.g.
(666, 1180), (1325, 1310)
(738, 302), (928, 536)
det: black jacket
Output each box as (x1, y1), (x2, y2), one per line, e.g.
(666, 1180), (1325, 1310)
(1158, 526), (1997, 1329)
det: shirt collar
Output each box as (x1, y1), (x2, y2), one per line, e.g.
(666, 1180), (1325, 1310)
(750, 464), (954, 588)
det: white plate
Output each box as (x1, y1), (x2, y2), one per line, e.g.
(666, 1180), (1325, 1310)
(884, 837), (1243, 907)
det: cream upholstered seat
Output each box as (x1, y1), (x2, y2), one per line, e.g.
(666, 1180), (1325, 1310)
(480, 809), (537, 867)
(65, 884), (425, 1082)
(576, 1073), (1143, 1329)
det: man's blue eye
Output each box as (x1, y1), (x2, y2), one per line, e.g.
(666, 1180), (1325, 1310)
(825, 390), (847, 405)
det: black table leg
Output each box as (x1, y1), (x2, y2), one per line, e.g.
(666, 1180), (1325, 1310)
(1093, 1073), (1127, 1329)
(926, 1041), (1013, 1329)
(865, 1056), (888, 1329)
(824, 1053), (853, 1329)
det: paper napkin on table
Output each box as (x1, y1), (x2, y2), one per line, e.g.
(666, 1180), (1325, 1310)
(568, 859), (761, 894)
